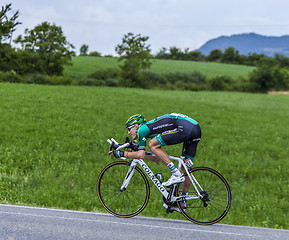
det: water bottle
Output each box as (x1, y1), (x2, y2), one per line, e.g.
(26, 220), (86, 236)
(184, 158), (193, 168)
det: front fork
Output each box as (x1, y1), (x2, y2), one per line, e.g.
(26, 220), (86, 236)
(120, 160), (137, 191)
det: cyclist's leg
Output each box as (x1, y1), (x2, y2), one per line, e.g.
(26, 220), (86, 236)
(151, 123), (190, 168)
(144, 153), (161, 163)
(181, 123), (201, 160)
(181, 124), (201, 192)
(148, 137), (171, 165)
(150, 121), (200, 182)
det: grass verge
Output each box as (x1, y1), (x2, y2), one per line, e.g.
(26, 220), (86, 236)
(0, 82), (288, 229)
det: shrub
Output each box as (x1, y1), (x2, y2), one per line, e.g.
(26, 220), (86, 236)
(140, 71), (164, 88)
(161, 72), (206, 85)
(89, 51), (101, 57)
(24, 74), (50, 84)
(174, 80), (187, 90)
(186, 83), (200, 91)
(247, 58), (289, 92)
(47, 76), (74, 85)
(76, 77), (102, 86)
(209, 76), (233, 91)
(0, 70), (22, 83)
(102, 78), (119, 87)
(185, 72), (207, 84)
(88, 68), (119, 80)
(231, 77), (251, 92)
(271, 67), (289, 91)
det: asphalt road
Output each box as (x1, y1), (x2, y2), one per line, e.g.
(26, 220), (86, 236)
(0, 204), (288, 240)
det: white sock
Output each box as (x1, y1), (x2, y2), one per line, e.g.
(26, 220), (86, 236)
(167, 163), (182, 177)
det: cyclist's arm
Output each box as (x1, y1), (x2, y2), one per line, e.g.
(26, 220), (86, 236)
(124, 150), (145, 159)
(123, 150), (160, 163)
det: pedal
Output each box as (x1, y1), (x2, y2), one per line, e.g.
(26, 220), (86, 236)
(166, 208), (174, 214)
(163, 203), (174, 213)
(163, 203), (181, 213)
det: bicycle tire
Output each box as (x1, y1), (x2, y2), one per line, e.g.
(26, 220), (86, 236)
(176, 167), (231, 225)
(97, 161), (150, 218)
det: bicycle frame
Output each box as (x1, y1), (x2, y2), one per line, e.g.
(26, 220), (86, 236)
(108, 138), (204, 203)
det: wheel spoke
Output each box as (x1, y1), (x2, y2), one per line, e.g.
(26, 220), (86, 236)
(177, 167), (231, 225)
(97, 161), (150, 217)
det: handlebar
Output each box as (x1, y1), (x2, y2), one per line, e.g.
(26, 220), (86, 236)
(107, 138), (130, 151)
(107, 137), (134, 150)
(107, 137), (155, 157)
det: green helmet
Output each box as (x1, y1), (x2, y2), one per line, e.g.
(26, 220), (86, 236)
(125, 114), (145, 128)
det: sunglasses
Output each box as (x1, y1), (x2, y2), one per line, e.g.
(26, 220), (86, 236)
(127, 126), (134, 131)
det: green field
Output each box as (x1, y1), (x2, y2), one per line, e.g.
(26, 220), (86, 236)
(63, 56), (255, 79)
(0, 82), (288, 229)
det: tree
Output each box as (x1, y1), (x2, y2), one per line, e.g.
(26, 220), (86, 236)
(15, 21), (75, 75)
(208, 49), (223, 62)
(80, 44), (88, 56)
(115, 32), (152, 87)
(221, 47), (236, 63)
(0, 3), (21, 44)
(274, 53), (289, 68)
(89, 51), (101, 57)
(0, 4), (22, 73)
(246, 53), (266, 66)
(169, 46), (184, 60)
(248, 58), (289, 92)
(186, 50), (206, 61)
(0, 43), (45, 74)
(155, 47), (169, 59)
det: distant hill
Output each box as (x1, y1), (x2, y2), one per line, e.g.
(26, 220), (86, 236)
(198, 33), (289, 57)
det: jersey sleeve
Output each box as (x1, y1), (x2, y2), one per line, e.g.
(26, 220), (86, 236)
(138, 124), (150, 150)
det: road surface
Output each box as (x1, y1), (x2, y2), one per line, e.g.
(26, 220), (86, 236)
(0, 204), (288, 240)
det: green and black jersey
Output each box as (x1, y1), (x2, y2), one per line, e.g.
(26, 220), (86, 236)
(137, 113), (201, 151)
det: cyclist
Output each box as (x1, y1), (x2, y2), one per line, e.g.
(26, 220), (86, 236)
(109, 113), (202, 189)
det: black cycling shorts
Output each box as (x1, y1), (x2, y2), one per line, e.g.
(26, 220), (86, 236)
(156, 119), (201, 158)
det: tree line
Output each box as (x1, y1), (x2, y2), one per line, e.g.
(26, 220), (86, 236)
(76, 32), (289, 93)
(1, 3), (289, 92)
(154, 46), (289, 68)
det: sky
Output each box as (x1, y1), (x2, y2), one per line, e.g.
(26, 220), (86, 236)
(5, 0), (289, 55)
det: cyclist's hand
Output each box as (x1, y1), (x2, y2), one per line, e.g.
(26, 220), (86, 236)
(109, 150), (124, 158)
(130, 141), (139, 151)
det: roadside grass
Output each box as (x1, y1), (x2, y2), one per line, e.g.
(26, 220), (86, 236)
(0, 82), (288, 229)
(63, 56), (255, 79)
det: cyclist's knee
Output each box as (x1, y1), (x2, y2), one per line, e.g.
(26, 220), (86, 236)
(148, 138), (160, 152)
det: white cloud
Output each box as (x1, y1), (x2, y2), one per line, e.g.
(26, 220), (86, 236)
(6, 0), (289, 55)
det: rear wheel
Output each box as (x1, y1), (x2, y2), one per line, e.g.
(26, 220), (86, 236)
(97, 161), (150, 217)
(176, 167), (231, 225)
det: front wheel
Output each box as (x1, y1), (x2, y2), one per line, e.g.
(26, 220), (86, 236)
(176, 167), (231, 225)
(97, 161), (150, 217)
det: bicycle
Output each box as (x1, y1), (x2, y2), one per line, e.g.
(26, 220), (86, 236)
(97, 137), (231, 225)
